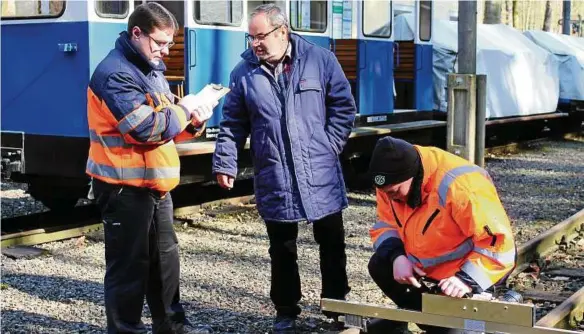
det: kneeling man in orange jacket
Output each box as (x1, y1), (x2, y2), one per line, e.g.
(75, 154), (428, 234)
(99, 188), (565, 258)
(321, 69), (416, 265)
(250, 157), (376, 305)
(367, 136), (516, 334)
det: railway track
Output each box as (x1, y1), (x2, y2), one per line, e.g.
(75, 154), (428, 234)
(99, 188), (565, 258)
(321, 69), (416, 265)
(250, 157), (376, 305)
(1, 180), (256, 249)
(324, 209), (584, 334)
(484, 130), (583, 156)
(509, 209), (584, 331)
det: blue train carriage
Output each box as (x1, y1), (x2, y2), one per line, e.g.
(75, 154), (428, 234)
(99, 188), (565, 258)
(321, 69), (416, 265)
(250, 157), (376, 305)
(0, 0), (440, 211)
(1, 0), (134, 210)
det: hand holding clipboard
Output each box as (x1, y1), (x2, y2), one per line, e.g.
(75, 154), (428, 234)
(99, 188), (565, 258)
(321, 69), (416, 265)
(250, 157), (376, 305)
(178, 84), (230, 126)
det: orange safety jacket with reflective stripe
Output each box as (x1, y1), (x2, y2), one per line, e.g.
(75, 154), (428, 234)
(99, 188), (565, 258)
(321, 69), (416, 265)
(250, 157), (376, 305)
(86, 32), (203, 193)
(370, 145), (516, 290)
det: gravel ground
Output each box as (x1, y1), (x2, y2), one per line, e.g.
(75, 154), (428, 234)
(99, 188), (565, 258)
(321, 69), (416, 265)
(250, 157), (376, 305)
(1, 136), (583, 333)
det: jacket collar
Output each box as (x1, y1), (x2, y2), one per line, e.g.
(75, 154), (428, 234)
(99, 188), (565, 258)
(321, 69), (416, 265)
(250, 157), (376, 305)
(240, 33), (314, 65)
(115, 31), (167, 73)
(418, 146), (438, 205)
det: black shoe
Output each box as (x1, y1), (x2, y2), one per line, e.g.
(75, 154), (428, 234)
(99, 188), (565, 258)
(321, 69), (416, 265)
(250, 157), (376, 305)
(173, 321), (214, 334)
(272, 315), (297, 334)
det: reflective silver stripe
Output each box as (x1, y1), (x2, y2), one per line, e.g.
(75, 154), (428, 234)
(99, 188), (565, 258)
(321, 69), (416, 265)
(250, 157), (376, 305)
(408, 238), (474, 268)
(407, 253), (420, 265)
(473, 246), (516, 265)
(372, 220), (392, 230)
(87, 159), (179, 180)
(461, 260), (494, 290)
(118, 105), (153, 135)
(149, 114), (167, 141)
(438, 165), (492, 207)
(89, 130), (130, 148)
(373, 229), (400, 250)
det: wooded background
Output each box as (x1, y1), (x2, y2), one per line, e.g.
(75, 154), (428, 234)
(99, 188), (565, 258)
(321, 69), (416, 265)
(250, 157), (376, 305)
(434, 0), (583, 35)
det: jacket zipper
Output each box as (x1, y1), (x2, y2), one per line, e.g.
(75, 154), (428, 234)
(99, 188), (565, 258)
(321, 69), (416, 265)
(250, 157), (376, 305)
(389, 201), (403, 228)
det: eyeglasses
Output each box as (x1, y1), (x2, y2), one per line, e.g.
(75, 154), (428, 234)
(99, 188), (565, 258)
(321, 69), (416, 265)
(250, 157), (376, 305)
(246, 25), (281, 43)
(147, 34), (175, 51)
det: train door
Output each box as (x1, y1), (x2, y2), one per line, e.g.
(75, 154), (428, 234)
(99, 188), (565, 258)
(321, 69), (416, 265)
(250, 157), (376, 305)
(185, 0), (247, 138)
(393, 0), (433, 112)
(414, 0), (433, 111)
(356, 0), (394, 124)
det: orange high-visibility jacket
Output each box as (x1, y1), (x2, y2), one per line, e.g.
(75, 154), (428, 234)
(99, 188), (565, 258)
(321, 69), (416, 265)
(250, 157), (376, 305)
(370, 145), (516, 290)
(86, 32), (202, 193)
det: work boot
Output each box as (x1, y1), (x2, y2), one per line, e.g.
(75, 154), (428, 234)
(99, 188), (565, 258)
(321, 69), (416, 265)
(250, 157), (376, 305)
(272, 315), (297, 334)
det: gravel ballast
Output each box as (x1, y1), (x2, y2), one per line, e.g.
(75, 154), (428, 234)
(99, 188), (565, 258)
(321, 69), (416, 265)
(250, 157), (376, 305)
(2, 137), (583, 333)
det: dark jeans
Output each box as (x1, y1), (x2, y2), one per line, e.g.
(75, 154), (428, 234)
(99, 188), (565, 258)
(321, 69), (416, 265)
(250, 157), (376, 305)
(93, 179), (186, 334)
(265, 211), (350, 318)
(368, 253), (468, 334)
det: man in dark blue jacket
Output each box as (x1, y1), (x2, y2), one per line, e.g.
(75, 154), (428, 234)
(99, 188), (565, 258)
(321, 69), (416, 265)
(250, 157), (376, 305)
(212, 4), (357, 333)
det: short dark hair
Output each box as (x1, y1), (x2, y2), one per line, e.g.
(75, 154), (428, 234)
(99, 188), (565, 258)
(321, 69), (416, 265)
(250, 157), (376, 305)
(127, 3), (178, 35)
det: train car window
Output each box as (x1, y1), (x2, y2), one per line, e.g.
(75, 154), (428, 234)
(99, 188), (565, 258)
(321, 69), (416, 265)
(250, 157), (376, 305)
(419, 0), (432, 41)
(194, 1), (243, 26)
(393, 0), (414, 41)
(1, 0), (65, 19)
(290, 1), (327, 33)
(96, 0), (129, 18)
(363, 0), (391, 38)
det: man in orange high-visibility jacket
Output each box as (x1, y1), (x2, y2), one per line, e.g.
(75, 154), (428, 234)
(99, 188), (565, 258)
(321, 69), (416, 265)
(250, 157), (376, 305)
(87, 3), (216, 334)
(367, 136), (516, 334)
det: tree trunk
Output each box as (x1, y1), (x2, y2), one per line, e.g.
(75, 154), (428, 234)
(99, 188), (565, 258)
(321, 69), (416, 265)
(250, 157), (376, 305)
(505, 0), (512, 25)
(542, 0), (552, 31)
(484, 0), (502, 24)
(512, 0), (519, 28)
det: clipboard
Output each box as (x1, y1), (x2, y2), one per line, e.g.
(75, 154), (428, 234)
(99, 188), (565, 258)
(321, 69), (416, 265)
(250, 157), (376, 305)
(194, 83), (231, 105)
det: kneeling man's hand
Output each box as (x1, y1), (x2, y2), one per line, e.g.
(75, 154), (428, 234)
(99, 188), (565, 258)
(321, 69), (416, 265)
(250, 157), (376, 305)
(393, 255), (426, 288)
(438, 276), (471, 298)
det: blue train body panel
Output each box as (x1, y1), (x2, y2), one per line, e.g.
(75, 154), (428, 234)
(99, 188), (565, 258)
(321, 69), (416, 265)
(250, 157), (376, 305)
(1, 22), (90, 138)
(357, 40), (394, 116)
(186, 28), (247, 129)
(301, 35), (330, 50)
(414, 43), (433, 111)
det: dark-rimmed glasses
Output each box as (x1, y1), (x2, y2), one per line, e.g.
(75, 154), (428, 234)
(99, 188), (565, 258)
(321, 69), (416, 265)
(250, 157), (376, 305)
(148, 34), (175, 51)
(246, 25), (281, 44)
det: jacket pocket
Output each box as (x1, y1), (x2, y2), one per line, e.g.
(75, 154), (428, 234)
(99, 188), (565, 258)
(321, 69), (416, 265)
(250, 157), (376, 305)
(296, 78), (325, 123)
(421, 209), (440, 235)
(298, 78), (322, 92)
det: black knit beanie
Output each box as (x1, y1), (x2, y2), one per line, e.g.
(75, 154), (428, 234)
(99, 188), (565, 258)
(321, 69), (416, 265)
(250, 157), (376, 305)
(369, 136), (421, 187)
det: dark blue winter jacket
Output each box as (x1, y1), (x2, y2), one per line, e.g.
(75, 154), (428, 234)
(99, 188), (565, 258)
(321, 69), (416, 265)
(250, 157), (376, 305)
(212, 34), (356, 222)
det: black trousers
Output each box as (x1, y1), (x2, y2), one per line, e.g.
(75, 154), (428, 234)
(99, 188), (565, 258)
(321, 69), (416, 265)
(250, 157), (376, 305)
(265, 211), (350, 318)
(368, 253), (468, 334)
(93, 179), (186, 334)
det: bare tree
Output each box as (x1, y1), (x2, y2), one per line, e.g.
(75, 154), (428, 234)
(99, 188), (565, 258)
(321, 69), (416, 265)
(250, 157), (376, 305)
(512, 0), (519, 28)
(484, 0), (502, 24)
(504, 0), (512, 25)
(543, 0), (552, 31)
